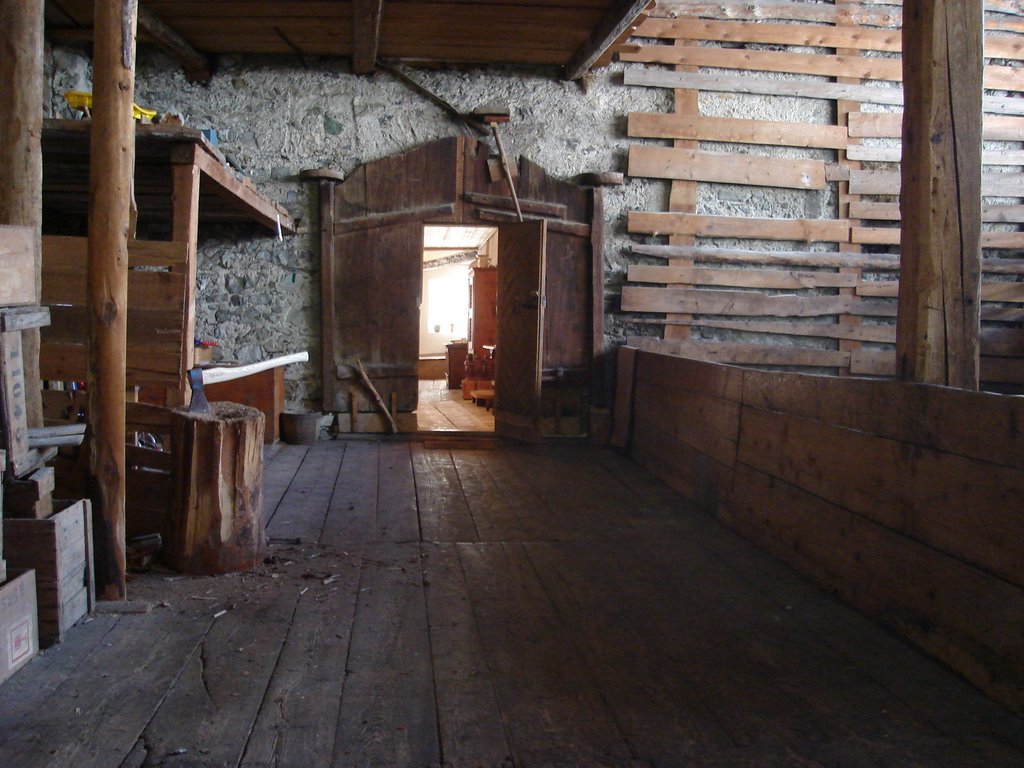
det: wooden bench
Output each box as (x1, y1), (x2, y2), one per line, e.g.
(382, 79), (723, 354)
(470, 389), (494, 410)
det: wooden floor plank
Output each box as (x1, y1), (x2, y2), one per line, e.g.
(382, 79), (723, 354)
(421, 543), (512, 767)
(332, 541), (440, 767)
(458, 541), (634, 767)
(128, 578), (300, 767)
(0, 609), (210, 767)
(265, 442), (345, 543)
(450, 450), (530, 541)
(320, 440), (379, 545)
(375, 442), (420, 543)
(412, 443), (479, 543)
(262, 443), (310, 527)
(241, 543), (364, 768)
(0, 615), (119, 728)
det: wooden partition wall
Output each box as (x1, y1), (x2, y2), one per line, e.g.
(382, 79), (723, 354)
(620, 3), (1024, 387)
(614, 346), (1024, 714)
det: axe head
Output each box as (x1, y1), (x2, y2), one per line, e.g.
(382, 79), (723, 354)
(187, 368), (210, 413)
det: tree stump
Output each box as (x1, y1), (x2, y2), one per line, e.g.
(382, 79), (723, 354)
(170, 402), (264, 574)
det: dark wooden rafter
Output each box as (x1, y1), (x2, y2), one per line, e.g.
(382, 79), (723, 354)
(565, 0), (653, 80)
(136, 6), (211, 83)
(896, 0), (984, 389)
(352, 0), (385, 75)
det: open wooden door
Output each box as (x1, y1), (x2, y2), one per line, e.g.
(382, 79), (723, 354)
(494, 221), (547, 441)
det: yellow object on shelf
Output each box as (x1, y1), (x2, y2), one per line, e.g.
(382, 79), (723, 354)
(63, 91), (158, 121)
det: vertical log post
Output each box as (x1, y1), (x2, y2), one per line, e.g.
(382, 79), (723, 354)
(87, 0), (139, 600)
(897, 0), (984, 389)
(0, 0), (45, 429)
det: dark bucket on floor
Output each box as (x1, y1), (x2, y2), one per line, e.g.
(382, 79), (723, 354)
(280, 412), (321, 445)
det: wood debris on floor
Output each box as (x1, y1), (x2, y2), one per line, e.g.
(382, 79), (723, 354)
(0, 440), (1021, 767)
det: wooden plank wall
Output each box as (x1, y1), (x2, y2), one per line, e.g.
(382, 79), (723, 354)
(616, 346), (1024, 715)
(622, 2), (1024, 387)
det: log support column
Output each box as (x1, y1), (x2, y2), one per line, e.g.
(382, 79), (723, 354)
(897, 0), (984, 389)
(0, 0), (45, 429)
(87, 0), (139, 599)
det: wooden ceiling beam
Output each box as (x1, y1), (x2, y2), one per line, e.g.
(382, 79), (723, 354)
(564, 0), (652, 80)
(352, 0), (384, 74)
(137, 6), (211, 83)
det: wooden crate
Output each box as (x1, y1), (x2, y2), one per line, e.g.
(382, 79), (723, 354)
(0, 225), (36, 306)
(0, 569), (38, 684)
(4, 499), (94, 645)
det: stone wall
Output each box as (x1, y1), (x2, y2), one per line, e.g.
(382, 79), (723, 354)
(46, 45), (668, 410)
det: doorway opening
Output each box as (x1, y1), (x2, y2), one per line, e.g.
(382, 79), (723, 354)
(417, 224), (498, 432)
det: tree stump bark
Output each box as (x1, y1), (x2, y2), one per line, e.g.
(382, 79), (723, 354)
(170, 402), (264, 574)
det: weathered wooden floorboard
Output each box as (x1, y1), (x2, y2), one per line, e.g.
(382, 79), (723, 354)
(127, 577), (300, 767)
(458, 541), (634, 766)
(320, 439), (379, 545)
(240, 544), (364, 768)
(421, 543), (512, 766)
(262, 443), (310, 527)
(450, 450), (530, 541)
(466, 448), (564, 541)
(412, 443), (478, 543)
(332, 541), (440, 767)
(265, 442), (345, 543)
(0, 615), (119, 728)
(375, 442), (420, 543)
(0, 609), (210, 767)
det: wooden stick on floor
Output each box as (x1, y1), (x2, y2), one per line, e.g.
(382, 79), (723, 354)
(356, 358), (398, 434)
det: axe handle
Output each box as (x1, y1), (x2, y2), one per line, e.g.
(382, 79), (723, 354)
(200, 352), (309, 386)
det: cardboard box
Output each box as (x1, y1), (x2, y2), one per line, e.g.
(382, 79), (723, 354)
(0, 569), (38, 684)
(4, 500), (94, 645)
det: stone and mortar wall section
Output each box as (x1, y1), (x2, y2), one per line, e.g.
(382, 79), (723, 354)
(46, 45), (669, 410)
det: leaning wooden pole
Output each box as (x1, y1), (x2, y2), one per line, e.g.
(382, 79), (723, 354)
(0, 0), (45, 429)
(896, 0), (983, 389)
(88, 0), (139, 599)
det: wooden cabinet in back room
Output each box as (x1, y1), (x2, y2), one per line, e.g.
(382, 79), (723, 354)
(469, 265), (497, 356)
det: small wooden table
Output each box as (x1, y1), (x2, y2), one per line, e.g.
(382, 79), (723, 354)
(203, 365), (285, 444)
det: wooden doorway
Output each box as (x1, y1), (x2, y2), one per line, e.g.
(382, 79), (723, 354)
(318, 137), (603, 437)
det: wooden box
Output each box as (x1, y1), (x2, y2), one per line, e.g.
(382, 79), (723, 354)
(4, 500), (94, 645)
(0, 225), (37, 306)
(0, 569), (38, 683)
(204, 366), (284, 444)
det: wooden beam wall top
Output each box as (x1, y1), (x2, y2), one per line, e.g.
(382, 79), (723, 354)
(352, 0), (385, 74)
(897, 0), (984, 389)
(565, 0), (653, 80)
(137, 6), (211, 83)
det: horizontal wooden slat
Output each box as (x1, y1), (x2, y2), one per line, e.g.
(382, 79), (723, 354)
(624, 69), (1024, 115)
(45, 305), (184, 347)
(631, 243), (902, 270)
(851, 227), (1024, 249)
(628, 145), (825, 189)
(857, 280), (1024, 303)
(42, 235), (188, 267)
(41, 265), (187, 312)
(627, 111), (848, 149)
(635, 17), (905, 49)
(40, 343), (181, 386)
(627, 265), (858, 289)
(849, 169), (1024, 197)
(845, 145), (1024, 165)
(621, 286), (897, 317)
(850, 202), (1024, 224)
(847, 112), (1024, 140)
(622, 45), (903, 82)
(628, 211), (850, 242)
(628, 335), (852, 368)
(656, 318), (899, 345)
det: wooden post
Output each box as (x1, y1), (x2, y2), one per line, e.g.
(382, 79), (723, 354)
(0, 0), (45, 430)
(897, 0), (984, 389)
(87, 0), (139, 600)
